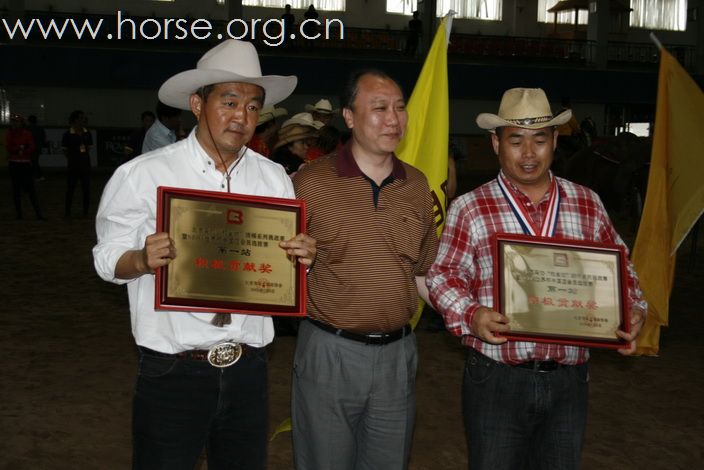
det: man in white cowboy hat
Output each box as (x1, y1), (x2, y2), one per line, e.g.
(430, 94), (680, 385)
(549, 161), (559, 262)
(304, 98), (339, 126)
(426, 87), (647, 469)
(93, 39), (316, 470)
(291, 69), (439, 469)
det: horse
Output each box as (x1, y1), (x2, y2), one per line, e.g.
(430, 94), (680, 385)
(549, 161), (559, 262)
(558, 132), (651, 230)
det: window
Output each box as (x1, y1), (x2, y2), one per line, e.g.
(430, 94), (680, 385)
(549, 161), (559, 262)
(386, 0), (502, 20)
(615, 122), (650, 137)
(538, 0), (588, 25)
(438, 0), (502, 20)
(630, 0), (687, 31)
(387, 0), (418, 15)
(242, 0), (346, 11)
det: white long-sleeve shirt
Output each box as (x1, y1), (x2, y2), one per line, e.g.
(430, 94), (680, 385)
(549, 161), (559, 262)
(93, 130), (294, 353)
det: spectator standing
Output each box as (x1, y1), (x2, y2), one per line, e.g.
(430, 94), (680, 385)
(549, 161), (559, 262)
(271, 113), (321, 176)
(141, 101), (182, 154)
(62, 110), (92, 218)
(304, 98), (338, 127)
(405, 10), (422, 56)
(6, 113), (45, 220)
(281, 4), (296, 47)
(248, 105), (287, 157)
(302, 4), (319, 41)
(26, 115), (46, 180)
(316, 125), (341, 155)
(124, 110), (155, 161)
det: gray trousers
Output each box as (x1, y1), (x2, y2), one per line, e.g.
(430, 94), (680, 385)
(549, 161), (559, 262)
(292, 320), (418, 470)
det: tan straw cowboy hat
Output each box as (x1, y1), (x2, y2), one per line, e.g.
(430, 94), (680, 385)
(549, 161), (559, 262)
(273, 124), (319, 151)
(476, 88), (571, 131)
(159, 39), (297, 110)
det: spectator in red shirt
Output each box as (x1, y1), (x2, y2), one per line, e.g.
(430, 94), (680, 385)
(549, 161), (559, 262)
(6, 113), (45, 220)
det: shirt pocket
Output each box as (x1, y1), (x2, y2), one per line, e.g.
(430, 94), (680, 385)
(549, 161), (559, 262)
(386, 203), (429, 264)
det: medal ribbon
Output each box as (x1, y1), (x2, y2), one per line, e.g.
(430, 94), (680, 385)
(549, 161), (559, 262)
(497, 172), (560, 237)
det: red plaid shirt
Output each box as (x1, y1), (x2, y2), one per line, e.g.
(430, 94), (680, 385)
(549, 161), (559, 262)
(427, 173), (647, 365)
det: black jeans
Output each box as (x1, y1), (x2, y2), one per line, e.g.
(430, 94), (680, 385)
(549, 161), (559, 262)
(132, 346), (269, 470)
(462, 348), (589, 470)
(65, 164), (90, 216)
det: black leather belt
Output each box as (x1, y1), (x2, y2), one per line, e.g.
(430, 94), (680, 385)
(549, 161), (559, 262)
(514, 360), (563, 372)
(308, 318), (411, 345)
(138, 343), (252, 368)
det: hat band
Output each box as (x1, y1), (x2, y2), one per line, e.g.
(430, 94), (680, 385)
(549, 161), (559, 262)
(506, 115), (554, 126)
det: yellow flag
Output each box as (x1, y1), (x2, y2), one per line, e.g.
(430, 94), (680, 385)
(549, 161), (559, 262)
(397, 12), (453, 237)
(632, 48), (704, 355)
(269, 417), (291, 441)
(396, 13), (454, 329)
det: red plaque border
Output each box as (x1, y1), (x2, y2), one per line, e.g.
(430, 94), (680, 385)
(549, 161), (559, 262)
(493, 233), (630, 349)
(155, 186), (306, 317)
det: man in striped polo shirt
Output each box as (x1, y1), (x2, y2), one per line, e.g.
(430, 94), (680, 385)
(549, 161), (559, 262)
(291, 69), (439, 469)
(426, 88), (647, 469)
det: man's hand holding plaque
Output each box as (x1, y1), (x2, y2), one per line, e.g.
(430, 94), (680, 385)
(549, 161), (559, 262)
(471, 306), (510, 345)
(279, 233), (317, 267)
(154, 187), (311, 317)
(494, 233), (636, 349)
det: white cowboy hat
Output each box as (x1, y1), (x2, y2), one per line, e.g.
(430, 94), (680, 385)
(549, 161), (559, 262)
(304, 98), (339, 115)
(281, 112), (324, 130)
(257, 106), (288, 125)
(159, 39), (297, 110)
(476, 88), (571, 131)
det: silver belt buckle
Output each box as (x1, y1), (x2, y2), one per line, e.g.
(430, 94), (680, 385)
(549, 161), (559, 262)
(207, 341), (243, 368)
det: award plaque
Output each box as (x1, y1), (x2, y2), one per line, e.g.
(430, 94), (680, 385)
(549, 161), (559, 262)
(155, 186), (306, 317)
(494, 233), (630, 349)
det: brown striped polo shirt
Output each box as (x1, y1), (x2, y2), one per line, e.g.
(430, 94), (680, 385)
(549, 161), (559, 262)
(293, 142), (439, 333)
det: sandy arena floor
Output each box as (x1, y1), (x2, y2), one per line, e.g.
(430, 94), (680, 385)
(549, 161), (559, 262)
(1, 169), (702, 469)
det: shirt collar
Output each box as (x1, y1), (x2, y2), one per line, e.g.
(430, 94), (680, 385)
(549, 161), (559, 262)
(187, 127), (248, 173)
(336, 140), (406, 180)
(499, 170), (556, 204)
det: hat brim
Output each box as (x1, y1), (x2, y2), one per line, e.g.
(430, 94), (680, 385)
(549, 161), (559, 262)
(159, 69), (297, 110)
(304, 104), (338, 114)
(258, 108), (288, 125)
(476, 109), (572, 131)
(273, 130), (318, 151)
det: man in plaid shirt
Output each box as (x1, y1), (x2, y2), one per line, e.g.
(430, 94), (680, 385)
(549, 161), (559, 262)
(426, 88), (646, 470)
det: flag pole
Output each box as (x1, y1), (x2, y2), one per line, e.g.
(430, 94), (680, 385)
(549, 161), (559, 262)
(649, 32), (663, 51)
